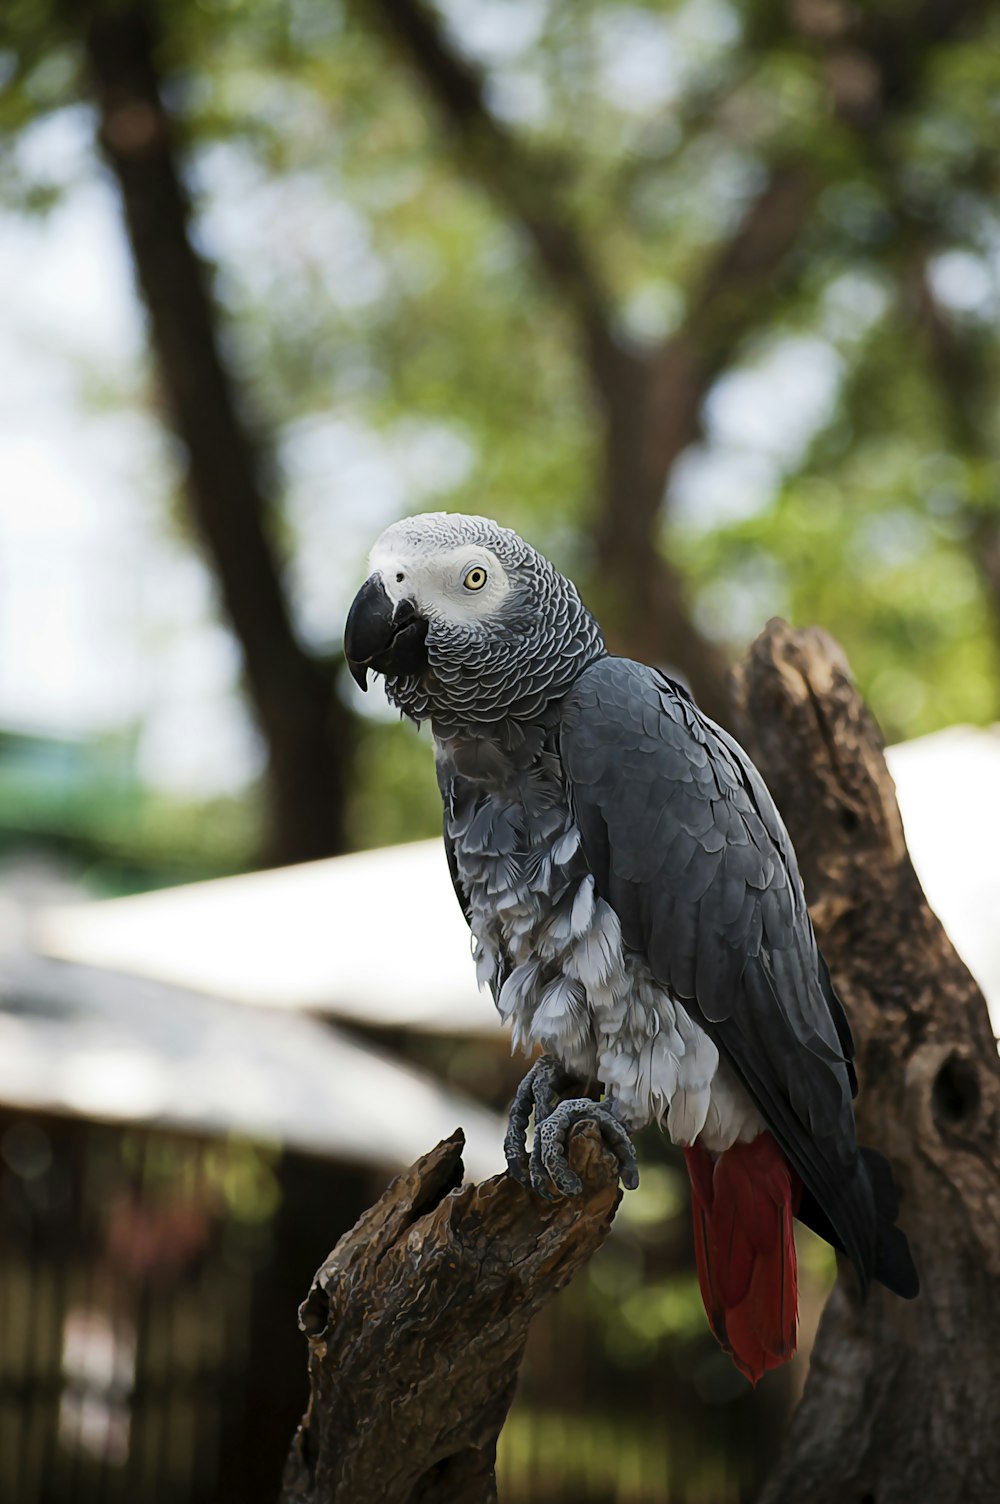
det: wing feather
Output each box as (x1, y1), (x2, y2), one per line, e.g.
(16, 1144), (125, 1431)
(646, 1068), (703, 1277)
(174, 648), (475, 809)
(559, 656), (874, 1284)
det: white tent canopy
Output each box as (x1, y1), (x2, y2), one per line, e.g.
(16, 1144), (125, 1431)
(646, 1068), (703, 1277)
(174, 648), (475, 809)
(36, 837), (497, 1032)
(0, 951), (504, 1178)
(32, 723), (1000, 1041)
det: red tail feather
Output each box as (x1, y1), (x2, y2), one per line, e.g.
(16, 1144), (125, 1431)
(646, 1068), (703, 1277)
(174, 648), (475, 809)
(683, 1133), (802, 1386)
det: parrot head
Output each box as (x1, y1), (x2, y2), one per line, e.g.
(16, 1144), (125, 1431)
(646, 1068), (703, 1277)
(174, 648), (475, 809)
(345, 512), (604, 727)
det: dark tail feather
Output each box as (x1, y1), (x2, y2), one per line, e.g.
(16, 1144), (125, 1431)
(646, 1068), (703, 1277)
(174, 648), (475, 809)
(860, 1147), (920, 1299)
(683, 1134), (802, 1386)
(795, 1147), (919, 1300)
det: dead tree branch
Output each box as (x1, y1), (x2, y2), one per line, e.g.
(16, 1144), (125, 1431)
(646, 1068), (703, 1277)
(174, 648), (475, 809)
(734, 620), (1000, 1504)
(280, 1126), (621, 1504)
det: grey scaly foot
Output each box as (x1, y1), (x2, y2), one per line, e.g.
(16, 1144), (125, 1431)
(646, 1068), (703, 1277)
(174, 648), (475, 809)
(530, 1098), (640, 1199)
(504, 1054), (573, 1187)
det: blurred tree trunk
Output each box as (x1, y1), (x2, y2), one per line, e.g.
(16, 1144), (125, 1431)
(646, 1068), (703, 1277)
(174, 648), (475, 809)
(585, 166), (814, 708)
(364, 0), (734, 723)
(82, 0), (352, 866)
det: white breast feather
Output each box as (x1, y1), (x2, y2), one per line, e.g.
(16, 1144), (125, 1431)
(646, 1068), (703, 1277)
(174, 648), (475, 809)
(451, 782), (762, 1152)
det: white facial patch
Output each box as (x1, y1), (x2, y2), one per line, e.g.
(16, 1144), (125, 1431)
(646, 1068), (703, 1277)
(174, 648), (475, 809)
(369, 532), (512, 626)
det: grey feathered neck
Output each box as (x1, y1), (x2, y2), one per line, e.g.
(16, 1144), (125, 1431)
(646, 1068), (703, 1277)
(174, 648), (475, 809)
(380, 516), (606, 733)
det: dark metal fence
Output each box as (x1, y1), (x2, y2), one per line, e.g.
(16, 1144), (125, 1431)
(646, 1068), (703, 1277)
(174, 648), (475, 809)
(0, 1105), (794, 1504)
(0, 1110), (368, 1504)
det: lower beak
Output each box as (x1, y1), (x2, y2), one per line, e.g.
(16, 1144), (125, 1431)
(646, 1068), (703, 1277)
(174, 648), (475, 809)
(344, 575), (426, 691)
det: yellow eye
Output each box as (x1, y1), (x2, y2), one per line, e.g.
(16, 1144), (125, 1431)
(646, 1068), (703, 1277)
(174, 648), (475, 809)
(463, 566), (488, 592)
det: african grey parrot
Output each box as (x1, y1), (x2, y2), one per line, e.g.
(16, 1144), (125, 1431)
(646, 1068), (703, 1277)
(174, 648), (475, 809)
(345, 512), (918, 1383)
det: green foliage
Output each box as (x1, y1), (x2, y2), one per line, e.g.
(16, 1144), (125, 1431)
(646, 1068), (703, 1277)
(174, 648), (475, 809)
(677, 473), (999, 740)
(345, 716), (443, 848)
(172, 0), (1000, 752)
(3, 0), (1000, 865)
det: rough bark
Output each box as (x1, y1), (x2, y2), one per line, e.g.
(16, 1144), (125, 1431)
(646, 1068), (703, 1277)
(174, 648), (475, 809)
(82, 1), (352, 866)
(280, 1126), (621, 1504)
(733, 620), (1000, 1504)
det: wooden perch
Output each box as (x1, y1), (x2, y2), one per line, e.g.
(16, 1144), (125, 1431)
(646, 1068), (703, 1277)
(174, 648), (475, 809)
(734, 621), (1000, 1504)
(280, 1125), (621, 1504)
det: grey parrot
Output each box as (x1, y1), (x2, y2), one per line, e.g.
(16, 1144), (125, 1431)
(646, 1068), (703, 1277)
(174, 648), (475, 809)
(345, 512), (918, 1383)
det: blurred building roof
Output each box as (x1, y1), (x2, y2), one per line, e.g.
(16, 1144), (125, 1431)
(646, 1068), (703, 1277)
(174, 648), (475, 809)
(32, 723), (1000, 1042)
(36, 838), (497, 1033)
(0, 951), (503, 1179)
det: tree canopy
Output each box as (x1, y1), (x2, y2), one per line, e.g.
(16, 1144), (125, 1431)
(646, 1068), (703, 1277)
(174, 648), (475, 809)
(2, 0), (999, 862)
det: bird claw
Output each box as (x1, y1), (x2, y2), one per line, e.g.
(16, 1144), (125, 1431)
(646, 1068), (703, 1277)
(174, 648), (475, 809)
(504, 1054), (569, 1186)
(505, 1057), (640, 1199)
(530, 1098), (640, 1199)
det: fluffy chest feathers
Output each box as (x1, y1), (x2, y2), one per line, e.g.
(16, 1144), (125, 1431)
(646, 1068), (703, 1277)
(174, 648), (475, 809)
(437, 726), (615, 1076)
(435, 724), (761, 1150)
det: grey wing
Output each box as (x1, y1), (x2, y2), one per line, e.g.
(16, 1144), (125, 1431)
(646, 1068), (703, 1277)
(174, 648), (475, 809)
(442, 818), (471, 925)
(437, 770), (510, 1004)
(436, 758), (473, 928)
(559, 656), (876, 1287)
(709, 713), (858, 1095)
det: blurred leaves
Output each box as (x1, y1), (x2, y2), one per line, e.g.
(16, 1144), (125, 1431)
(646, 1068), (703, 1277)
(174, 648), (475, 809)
(2, 0), (1000, 861)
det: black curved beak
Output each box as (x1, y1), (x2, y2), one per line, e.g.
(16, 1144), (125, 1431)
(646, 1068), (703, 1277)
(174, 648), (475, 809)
(344, 574), (427, 691)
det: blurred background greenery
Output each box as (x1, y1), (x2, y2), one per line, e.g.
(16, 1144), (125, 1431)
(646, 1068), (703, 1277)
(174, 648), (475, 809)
(2, 0), (1000, 883)
(0, 0), (998, 1501)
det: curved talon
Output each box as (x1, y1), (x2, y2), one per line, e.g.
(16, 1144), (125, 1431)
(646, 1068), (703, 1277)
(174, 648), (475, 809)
(529, 1098), (640, 1199)
(504, 1054), (572, 1185)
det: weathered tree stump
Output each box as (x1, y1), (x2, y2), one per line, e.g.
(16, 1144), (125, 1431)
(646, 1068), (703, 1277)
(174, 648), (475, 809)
(280, 1125), (621, 1504)
(734, 621), (1000, 1504)
(282, 620), (1000, 1503)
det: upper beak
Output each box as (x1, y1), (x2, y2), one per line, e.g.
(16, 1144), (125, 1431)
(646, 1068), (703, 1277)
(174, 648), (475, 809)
(344, 574), (424, 691)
